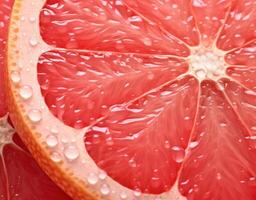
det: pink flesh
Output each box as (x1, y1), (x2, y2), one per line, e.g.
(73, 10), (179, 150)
(179, 80), (256, 200)
(225, 40), (256, 67)
(0, 1), (72, 199)
(123, 0), (200, 46)
(85, 76), (199, 193)
(40, 0), (190, 56)
(225, 40), (256, 91)
(217, 0), (256, 51)
(190, 0), (232, 46)
(1, 134), (72, 200)
(39, 0), (256, 198)
(38, 51), (188, 129)
(0, 0), (11, 117)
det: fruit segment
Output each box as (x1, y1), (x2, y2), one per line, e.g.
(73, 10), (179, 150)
(191, 0), (232, 45)
(123, 0), (199, 46)
(38, 50), (188, 129)
(219, 79), (256, 136)
(2, 142), (72, 200)
(179, 80), (256, 200)
(0, 116), (72, 200)
(225, 40), (256, 67)
(40, 0), (189, 56)
(0, 0), (12, 117)
(85, 76), (199, 194)
(226, 67), (256, 91)
(217, 0), (256, 50)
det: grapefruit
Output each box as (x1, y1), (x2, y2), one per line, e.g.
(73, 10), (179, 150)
(5, 0), (256, 199)
(0, 1), (72, 199)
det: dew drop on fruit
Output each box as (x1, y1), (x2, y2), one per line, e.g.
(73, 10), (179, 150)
(29, 38), (38, 46)
(120, 192), (128, 199)
(142, 37), (152, 46)
(46, 134), (58, 148)
(61, 136), (68, 144)
(87, 172), (98, 185)
(189, 141), (199, 149)
(133, 190), (141, 197)
(171, 146), (185, 163)
(29, 16), (36, 22)
(50, 152), (62, 163)
(219, 122), (227, 127)
(150, 177), (161, 189)
(50, 125), (59, 134)
(99, 170), (107, 180)
(64, 145), (80, 161)
(164, 140), (171, 149)
(28, 109), (42, 122)
(195, 69), (206, 79)
(19, 85), (33, 100)
(10, 71), (21, 83)
(244, 90), (255, 95)
(147, 72), (155, 80)
(216, 172), (222, 180)
(100, 184), (110, 195)
(251, 126), (256, 131)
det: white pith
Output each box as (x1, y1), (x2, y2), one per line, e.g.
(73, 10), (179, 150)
(188, 46), (228, 81)
(0, 115), (14, 153)
(7, 0), (233, 199)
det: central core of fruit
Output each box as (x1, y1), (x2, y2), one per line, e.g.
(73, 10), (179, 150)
(189, 47), (227, 80)
(0, 116), (14, 149)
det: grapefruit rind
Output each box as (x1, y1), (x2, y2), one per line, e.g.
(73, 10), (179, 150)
(6, 0), (186, 199)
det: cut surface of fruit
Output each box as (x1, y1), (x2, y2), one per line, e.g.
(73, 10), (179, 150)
(6, 0), (256, 200)
(0, 1), (72, 199)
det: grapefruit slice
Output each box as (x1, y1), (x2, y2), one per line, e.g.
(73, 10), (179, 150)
(5, 0), (256, 199)
(0, 1), (72, 199)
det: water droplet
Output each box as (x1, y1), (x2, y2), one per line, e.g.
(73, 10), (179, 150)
(171, 146), (185, 163)
(87, 172), (98, 185)
(128, 159), (137, 168)
(11, 71), (21, 83)
(50, 152), (62, 162)
(46, 134), (58, 148)
(219, 122), (227, 127)
(189, 141), (199, 149)
(251, 126), (256, 131)
(142, 37), (152, 46)
(184, 116), (190, 120)
(133, 190), (141, 197)
(244, 90), (256, 95)
(19, 85), (33, 100)
(61, 136), (69, 144)
(50, 125), (59, 134)
(81, 158), (87, 164)
(29, 38), (38, 46)
(64, 145), (80, 161)
(147, 73), (154, 80)
(28, 109), (42, 123)
(216, 172), (222, 180)
(100, 184), (110, 195)
(195, 69), (206, 79)
(164, 140), (171, 149)
(29, 16), (36, 22)
(99, 170), (107, 180)
(120, 192), (128, 199)
(106, 138), (114, 146)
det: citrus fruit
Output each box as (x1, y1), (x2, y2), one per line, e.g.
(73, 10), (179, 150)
(5, 0), (256, 200)
(0, 1), (72, 199)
